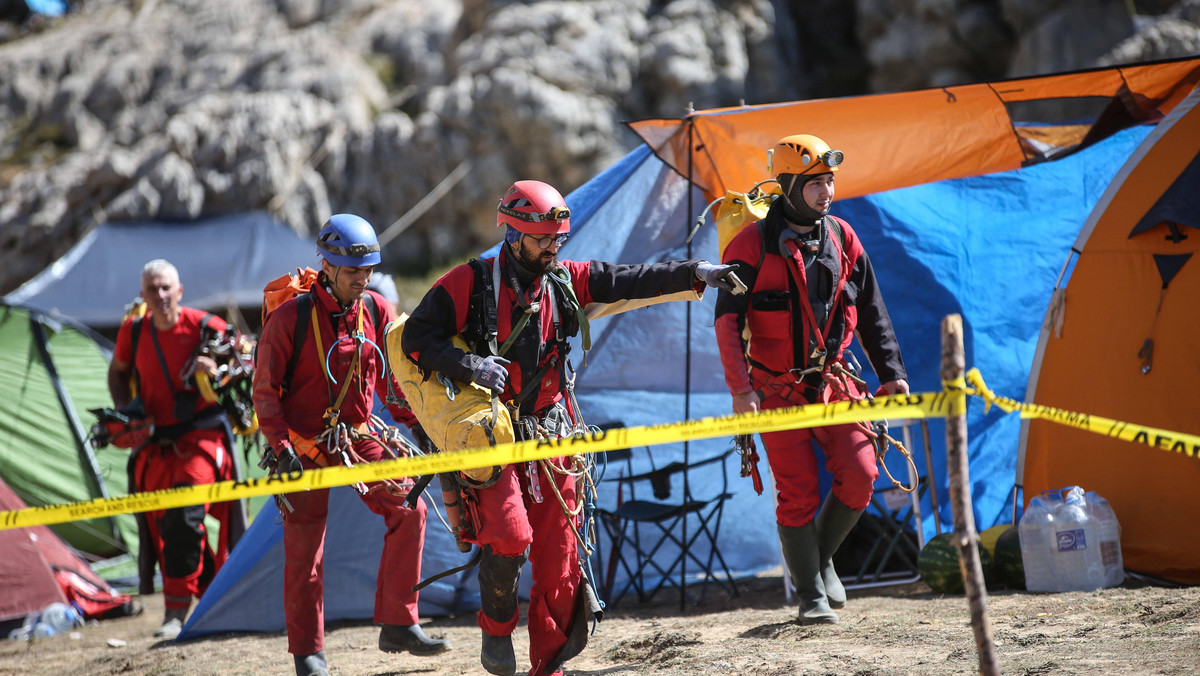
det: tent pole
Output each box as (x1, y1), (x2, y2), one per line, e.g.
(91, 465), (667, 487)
(29, 314), (125, 549)
(29, 316), (111, 501)
(680, 109), (695, 612)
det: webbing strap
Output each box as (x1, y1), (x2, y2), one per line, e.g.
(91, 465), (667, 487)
(547, 265), (589, 350)
(310, 301), (364, 416)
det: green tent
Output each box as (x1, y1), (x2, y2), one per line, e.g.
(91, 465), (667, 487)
(0, 302), (138, 560)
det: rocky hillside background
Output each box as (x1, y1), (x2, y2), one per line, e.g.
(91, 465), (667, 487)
(1, 0), (1198, 297)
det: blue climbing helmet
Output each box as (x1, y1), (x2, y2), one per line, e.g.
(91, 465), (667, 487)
(316, 214), (382, 267)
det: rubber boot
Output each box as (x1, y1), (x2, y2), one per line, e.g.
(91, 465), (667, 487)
(293, 650), (329, 676)
(815, 496), (864, 610)
(478, 546), (525, 676)
(778, 523), (838, 625)
(379, 623), (451, 655)
(481, 633), (516, 676)
(153, 602), (189, 639)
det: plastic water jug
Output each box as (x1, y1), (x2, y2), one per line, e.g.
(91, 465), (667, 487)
(1019, 495), (1058, 591)
(1086, 491), (1125, 588)
(1020, 486), (1124, 592)
(1050, 487), (1104, 591)
(39, 602), (82, 634)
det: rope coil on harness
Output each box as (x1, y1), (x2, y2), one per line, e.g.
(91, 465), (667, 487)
(823, 362), (919, 493)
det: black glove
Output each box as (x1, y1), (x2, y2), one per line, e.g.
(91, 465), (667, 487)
(262, 444), (304, 478)
(410, 423), (436, 454)
(470, 355), (511, 395)
(695, 261), (743, 293)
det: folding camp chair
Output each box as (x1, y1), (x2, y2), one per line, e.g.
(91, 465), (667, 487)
(594, 441), (739, 609)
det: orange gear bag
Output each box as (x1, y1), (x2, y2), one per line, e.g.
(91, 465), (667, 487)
(262, 267), (320, 324)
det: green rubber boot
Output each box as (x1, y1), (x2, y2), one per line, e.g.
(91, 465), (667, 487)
(778, 523), (838, 624)
(815, 496), (864, 609)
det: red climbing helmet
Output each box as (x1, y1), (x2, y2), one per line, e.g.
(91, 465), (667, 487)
(496, 180), (571, 235)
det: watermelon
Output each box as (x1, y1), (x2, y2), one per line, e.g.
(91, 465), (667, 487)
(992, 525), (1025, 590)
(980, 524), (1010, 558)
(918, 532), (993, 594)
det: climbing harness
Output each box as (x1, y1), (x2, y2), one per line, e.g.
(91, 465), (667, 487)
(821, 359), (918, 493)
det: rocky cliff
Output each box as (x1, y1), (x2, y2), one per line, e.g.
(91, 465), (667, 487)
(1, 0), (1198, 294)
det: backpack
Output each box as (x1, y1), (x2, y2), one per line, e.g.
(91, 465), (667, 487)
(260, 267), (380, 395)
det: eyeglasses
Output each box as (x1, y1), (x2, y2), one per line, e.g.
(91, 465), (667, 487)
(524, 233), (569, 250)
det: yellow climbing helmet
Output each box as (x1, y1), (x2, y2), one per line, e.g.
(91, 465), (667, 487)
(767, 134), (844, 178)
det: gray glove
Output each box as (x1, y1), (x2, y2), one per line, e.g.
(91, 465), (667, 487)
(471, 355), (511, 395)
(695, 261), (743, 293)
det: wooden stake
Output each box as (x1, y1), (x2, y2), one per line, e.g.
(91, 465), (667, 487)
(940, 314), (999, 676)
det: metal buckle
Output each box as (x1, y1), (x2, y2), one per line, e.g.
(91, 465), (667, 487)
(789, 366), (822, 383)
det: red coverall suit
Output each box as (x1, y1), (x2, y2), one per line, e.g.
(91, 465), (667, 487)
(714, 203), (907, 527)
(252, 282), (426, 657)
(114, 307), (241, 611)
(402, 245), (705, 675)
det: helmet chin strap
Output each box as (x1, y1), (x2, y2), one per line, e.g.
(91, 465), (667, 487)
(779, 173), (825, 227)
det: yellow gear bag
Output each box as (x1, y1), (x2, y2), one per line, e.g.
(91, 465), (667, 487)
(385, 313), (512, 483)
(714, 183), (780, 259)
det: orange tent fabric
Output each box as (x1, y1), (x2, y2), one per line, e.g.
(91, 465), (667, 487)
(630, 57), (1200, 584)
(629, 58), (1200, 203)
(1021, 87), (1200, 584)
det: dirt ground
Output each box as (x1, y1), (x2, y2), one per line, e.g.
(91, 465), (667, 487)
(3, 570), (1198, 676)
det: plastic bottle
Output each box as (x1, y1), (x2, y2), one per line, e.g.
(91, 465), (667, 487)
(1049, 487), (1103, 591)
(1086, 491), (1125, 588)
(8, 603), (83, 640)
(39, 602), (82, 635)
(1019, 495), (1058, 591)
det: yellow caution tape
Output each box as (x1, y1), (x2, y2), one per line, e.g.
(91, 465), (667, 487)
(964, 369), (1200, 458)
(2, 368), (1195, 531)
(0, 391), (944, 531)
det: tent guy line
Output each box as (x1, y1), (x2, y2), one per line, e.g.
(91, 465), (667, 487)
(1, 369), (1195, 532)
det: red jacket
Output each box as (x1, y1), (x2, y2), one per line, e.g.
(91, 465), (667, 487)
(714, 202), (905, 395)
(253, 281), (412, 450)
(114, 306), (226, 426)
(402, 245), (704, 417)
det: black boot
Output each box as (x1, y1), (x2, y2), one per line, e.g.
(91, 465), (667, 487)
(293, 650), (329, 676)
(478, 546), (525, 676)
(778, 523), (837, 624)
(814, 496), (864, 610)
(481, 632), (517, 676)
(379, 623), (451, 655)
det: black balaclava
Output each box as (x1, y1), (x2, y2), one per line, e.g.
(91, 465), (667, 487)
(779, 172), (830, 228)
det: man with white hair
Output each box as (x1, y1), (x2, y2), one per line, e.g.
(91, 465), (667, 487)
(107, 259), (246, 639)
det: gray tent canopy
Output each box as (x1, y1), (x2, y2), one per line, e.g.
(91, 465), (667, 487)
(5, 212), (319, 328)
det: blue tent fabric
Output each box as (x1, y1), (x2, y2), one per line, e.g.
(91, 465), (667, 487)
(4, 212), (319, 327)
(178, 486), (484, 639)
(560, 124), (1152, 593)
(180, 124), (1151, 635)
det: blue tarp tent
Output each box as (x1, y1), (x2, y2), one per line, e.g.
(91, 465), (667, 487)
(178, 486), (484, 639)
(179, 123), (1151, 637)
(558, 125), (1152, 588)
